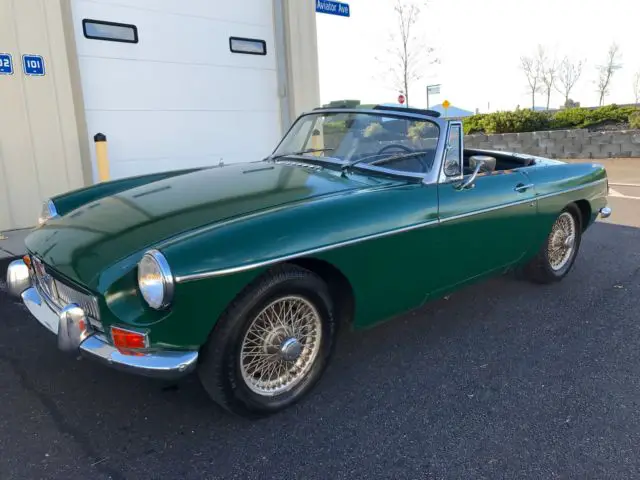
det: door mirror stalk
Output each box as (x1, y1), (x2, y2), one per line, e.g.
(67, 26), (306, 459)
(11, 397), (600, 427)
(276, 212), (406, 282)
(456, 160), (485, 190)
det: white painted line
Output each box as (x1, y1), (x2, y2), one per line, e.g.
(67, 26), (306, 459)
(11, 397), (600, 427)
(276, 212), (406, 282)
(609, 182), (640, 187)
(608, 191), (640, 201)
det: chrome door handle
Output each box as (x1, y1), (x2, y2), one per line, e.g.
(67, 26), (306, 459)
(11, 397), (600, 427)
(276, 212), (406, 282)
(514, 183), (534, 193)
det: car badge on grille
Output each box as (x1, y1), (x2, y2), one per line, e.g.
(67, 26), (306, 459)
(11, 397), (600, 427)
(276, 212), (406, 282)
(33, 257), (45, 277)
(33, 257), (56, 299)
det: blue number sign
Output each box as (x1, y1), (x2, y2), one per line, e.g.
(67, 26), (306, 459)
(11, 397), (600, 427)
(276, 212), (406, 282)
(23, 54), (45, 76)
(0, 53), (13, 75)
(316, 0), (350, 17)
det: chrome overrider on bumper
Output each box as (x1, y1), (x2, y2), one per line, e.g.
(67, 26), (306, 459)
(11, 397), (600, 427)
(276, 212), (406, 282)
(6, 259), (198, 380)
(599, 206), (612, 219)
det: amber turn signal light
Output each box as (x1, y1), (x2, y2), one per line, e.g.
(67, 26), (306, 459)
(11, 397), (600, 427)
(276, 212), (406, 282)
(111, 326), (149, 352)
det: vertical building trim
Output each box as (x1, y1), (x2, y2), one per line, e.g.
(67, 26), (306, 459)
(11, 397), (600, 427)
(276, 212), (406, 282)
(60, 0), (92, 187)
(272, 0), (292, 137)
(282, 0), (321, 121)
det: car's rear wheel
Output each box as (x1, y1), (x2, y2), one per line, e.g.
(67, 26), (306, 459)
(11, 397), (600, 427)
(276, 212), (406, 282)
(523, 204), (582, 284)
(198, 264), (337, 417)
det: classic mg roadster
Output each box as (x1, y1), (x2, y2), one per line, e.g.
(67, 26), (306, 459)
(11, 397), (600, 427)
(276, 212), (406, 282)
(7, 105), (611, 416)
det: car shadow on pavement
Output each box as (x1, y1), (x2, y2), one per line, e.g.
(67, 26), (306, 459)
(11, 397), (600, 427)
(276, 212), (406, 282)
(1, 221), (639, 479)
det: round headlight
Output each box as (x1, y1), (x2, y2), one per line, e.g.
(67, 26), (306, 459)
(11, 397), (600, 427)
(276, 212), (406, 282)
(38, 200), (58, 226)
(137, 250), (174, 310)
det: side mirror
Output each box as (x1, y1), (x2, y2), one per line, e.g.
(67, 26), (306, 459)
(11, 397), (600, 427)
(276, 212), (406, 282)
(456, 160), (484, 190)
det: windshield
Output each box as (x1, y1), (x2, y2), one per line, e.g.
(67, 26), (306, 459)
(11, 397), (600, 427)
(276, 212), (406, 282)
(272, 112), (440, 175)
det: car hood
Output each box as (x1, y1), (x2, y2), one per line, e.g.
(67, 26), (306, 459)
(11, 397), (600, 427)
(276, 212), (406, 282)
(25, 162), (383, 289)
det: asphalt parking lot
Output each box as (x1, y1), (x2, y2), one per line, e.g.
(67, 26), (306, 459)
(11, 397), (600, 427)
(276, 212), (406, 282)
(1, 171), (639, 479)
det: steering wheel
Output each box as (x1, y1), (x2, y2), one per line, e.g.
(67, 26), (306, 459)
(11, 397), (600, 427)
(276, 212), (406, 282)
(376, 144), (413, 155)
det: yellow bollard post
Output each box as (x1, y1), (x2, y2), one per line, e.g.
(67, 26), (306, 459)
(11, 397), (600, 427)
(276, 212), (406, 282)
(94, 133), (110, 182)
(311, 128), (323, 155)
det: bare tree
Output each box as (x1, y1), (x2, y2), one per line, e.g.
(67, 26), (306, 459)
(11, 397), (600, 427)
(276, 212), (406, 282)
(379, 0), (435, 107)
(633, 71), (640, 105)
(596, 43), (622, 106)
(538, 48), (557, 110)
(555, 56), (584, 106)
(520, 46), (543, 109)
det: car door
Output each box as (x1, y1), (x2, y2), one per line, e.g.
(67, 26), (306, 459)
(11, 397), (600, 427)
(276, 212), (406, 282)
(434, 123), (538, 294)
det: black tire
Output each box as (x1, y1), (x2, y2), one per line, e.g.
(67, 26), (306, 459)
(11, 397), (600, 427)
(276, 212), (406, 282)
(523, 204), (582, 284)
(198, 264), (337, 417)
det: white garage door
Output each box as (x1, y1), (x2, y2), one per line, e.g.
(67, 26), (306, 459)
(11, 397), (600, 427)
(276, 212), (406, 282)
(71, 0), (281, 181)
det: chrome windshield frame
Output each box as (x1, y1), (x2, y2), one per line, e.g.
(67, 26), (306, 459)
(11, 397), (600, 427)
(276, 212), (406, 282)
(271, 108), (450, 185)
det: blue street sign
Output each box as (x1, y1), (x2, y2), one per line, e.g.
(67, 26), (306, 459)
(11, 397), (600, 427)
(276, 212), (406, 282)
(0, 53), (13, 75)
(23, 54), (45, 76)
(316, 0), (350, 17)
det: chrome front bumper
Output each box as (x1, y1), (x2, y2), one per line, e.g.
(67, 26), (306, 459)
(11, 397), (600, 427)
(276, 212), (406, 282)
(7, 260), (198, 380)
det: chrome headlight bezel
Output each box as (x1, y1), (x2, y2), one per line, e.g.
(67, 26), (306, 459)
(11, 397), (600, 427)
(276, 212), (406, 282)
(137, 250), (174, 310)
(38, 199), (59, 226)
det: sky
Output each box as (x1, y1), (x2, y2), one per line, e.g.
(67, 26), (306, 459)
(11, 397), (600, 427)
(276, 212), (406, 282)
(316, 0), (640, 112)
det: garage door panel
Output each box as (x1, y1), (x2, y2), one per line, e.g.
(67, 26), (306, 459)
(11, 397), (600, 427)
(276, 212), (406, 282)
(85, 110), (280, 164)
(111, 154), (269, 179)
(72, 1), (275, 70)
(72, 0), (281, 181)
(78, 57), (278, 112)
(76, 0), (274, 28)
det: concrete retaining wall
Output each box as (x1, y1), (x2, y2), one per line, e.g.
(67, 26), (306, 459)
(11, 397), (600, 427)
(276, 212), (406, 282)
(465, 129), (640, 159)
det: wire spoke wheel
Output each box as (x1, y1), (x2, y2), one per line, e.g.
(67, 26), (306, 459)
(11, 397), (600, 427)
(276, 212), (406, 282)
(547, 212), (577, 271)
(240, 295), (323, 396)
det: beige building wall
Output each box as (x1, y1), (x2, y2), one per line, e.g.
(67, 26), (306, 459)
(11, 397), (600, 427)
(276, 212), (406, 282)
(283, 0), (321, 120)
(0, 0), (89, 231)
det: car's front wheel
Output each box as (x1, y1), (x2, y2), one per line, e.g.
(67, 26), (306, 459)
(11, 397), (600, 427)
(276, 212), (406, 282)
(523, 204), (582, 284)
(198, 265), (337, 417)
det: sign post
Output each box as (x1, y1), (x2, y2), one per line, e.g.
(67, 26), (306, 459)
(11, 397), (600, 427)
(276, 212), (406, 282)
(426, 84), (440, 108)
(316, 0), (350, 17)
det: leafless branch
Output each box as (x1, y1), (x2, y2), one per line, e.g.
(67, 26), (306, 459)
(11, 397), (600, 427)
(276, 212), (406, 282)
(633, 71), (640, 105)
(520, 46), (544, 110)
(377, 0), (436, 107)
(538, 47), (557, 110)
(555, 56), (584, 106)
(596, 43), (622, 106)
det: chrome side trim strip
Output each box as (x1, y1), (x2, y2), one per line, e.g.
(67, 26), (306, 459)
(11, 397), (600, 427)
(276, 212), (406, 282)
(439, 196), (536, 224)
(175, 217), (440, 282)
(440, 178), (607, 224)
(534, 178), (606, 200)
(175, 178), (607, 283)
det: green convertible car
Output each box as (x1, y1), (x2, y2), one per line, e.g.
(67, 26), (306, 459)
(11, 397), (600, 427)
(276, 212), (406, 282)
(7, 105), (611, 416)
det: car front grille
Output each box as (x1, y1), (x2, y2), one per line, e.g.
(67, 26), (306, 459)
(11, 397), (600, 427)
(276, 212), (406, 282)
(31, 256), (103, 332)
(53, 279), (101, 322)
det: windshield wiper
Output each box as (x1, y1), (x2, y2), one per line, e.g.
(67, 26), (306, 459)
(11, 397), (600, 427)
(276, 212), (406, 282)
(266, 148), (335, 162)
(341, 151), (429, 171)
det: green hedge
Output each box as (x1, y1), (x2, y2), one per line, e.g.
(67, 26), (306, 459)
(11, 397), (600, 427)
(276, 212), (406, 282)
(463, 105), (640, 134)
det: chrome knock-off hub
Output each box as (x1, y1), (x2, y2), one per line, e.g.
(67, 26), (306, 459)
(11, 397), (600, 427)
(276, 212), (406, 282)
(280, 337), (303, 362)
